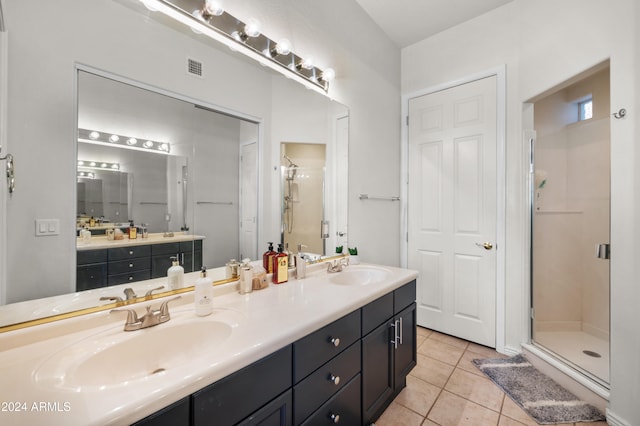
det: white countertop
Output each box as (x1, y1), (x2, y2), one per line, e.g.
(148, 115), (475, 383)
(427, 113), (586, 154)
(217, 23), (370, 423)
(0, 263), (417, 426)
(76, 232), (205, 251)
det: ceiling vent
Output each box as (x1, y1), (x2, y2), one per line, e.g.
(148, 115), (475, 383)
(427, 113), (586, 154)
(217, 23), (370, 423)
(187, 58), (203, 78)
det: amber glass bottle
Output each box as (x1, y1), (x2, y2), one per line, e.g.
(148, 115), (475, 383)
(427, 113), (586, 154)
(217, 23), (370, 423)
(263, 242), (277, 274)
(272, 244), (289, 284)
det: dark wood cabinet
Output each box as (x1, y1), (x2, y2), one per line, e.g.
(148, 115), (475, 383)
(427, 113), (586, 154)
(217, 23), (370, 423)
(151, 240), (203, 278)
(361, 280), (417, 425)
(77, 240), (203, 291)
(192, 346), (292, 426)
(131, 396), (190, 426)
(130, 279), (416, 426)
(76, 249), (108, 291)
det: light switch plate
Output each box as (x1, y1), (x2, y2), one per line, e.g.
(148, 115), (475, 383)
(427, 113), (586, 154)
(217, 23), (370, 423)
(35, 219), (60, 236)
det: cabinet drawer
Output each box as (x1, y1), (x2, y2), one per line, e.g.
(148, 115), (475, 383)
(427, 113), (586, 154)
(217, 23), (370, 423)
(294, 342), (360, 424)
(300, 374), (361, 426)
(293, 310), (361, 383)
(192, 345), (292, 426)
(77, 249), (108, 265)
(107, 270), (151, 285)
(361, 292), (393, 336)
(108, 245), (151, 261)
(151, 242), (180, 256)
(132, 396), (190, 426)
(109, 258), (151, 275)
(394, 280), (416, 313)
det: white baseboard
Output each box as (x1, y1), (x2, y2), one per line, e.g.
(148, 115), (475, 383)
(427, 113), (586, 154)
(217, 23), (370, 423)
(606, 409), (631, 426)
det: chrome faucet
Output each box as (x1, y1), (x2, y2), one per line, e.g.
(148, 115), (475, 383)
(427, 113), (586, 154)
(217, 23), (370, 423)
(327, 257), (349, 273)
(111, 296), (181, 331)
(100, 287), (138, 304)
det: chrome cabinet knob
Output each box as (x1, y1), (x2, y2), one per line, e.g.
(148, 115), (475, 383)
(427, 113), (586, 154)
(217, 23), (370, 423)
(330, 337), (340, 347)
(129, 263), (134, 268)
(330, 413), (340, 423)
(329, 374), (340, 385)
(129, 250), (134, 255)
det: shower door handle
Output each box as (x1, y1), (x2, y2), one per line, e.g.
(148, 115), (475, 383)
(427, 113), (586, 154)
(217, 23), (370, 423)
(595, 243), (610, 260)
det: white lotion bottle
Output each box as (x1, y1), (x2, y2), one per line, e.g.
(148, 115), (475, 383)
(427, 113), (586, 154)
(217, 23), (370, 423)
(194, 266), (213, 316)
(167, 256), (184, 290)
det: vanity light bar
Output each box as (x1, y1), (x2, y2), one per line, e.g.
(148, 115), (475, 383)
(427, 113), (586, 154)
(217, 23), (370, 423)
(78, 128), (171, 154)
(141, 0), (335, 94)
(77, 171), (95, 179)
(77, 160), (120, 171)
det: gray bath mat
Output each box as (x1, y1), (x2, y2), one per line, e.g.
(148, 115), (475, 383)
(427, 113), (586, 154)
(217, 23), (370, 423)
(472, 355), (606, 424)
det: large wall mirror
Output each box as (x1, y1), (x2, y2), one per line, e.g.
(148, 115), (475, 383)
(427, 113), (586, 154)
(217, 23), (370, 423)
(0, 0), (348, 328)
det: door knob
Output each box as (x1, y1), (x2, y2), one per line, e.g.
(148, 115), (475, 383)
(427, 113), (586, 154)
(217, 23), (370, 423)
(475, 242), (493, 250)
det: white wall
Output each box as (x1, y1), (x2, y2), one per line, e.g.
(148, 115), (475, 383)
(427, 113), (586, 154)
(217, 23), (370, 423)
(402, 0), (638, 423)
(2, 0), (400, 300)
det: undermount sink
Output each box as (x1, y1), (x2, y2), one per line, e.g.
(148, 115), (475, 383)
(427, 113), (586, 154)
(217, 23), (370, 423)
(34, 309), (242, 391)
(329, 265), (393, 286)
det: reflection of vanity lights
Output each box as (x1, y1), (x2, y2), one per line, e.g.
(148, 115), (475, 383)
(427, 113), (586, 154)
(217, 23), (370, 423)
(78, 160), (120, 171)
(78, 128), (171, 154)
(139, 0), (336, 94)
(77, 171), (95, 179)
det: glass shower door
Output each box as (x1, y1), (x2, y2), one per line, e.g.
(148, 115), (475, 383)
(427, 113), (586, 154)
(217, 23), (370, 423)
(531, 68), (610, 385)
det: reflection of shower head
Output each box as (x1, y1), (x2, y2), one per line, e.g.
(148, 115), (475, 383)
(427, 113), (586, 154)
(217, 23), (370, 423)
(283, 154), (298, 168)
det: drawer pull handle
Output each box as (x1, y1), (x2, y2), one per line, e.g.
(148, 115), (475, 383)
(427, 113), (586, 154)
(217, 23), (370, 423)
(330, 337), (340, 347)
(330, 413), (340, 423)
(329, 374), (340, 385)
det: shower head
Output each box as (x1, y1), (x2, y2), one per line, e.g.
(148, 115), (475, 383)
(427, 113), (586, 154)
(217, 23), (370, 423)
(283, 154), (298, 168)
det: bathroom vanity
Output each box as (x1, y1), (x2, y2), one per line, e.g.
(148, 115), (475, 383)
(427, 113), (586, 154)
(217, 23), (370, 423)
(0, 263), (417, 426)
(76, 234), (204, 291)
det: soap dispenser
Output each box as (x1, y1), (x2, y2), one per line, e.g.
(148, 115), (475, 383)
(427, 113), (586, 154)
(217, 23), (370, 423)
(167, 256), (184, 290)
(194, 267), (213, 316)
(272, 244), (288, 284)
(263, 242), (277, 274)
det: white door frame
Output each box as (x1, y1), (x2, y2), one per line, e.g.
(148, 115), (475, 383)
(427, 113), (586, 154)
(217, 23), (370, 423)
(401, 66), (507, 353)
(0, 30), (8, 306)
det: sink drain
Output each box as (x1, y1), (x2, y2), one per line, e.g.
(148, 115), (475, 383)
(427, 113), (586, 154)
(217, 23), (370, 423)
(582, 350), (601, 358)
(151, 368), (166, 375)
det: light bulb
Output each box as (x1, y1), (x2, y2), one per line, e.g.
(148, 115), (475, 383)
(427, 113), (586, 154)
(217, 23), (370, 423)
(89, 162), (97, 167)
(127, 138), (138, 146)
(143, 140), (154, 148)
(111, 164), (119, 170)
(321, 68), (336, 82)
(275, 39), (291, 56)
(159, 143), (169, 152)
(109, 134), (119, 143)
(191, 10), (204, 34)
(203, 0), (224, 16)
(299, 57), (313, 70)
(89, 131), (100, 140)
(101, 163), (108, 168)
(244, 18), (261, 38)
(78, 161), (84, 166)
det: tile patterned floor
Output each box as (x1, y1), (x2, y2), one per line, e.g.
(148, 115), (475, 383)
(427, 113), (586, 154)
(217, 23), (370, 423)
(375, 326), (609, 426)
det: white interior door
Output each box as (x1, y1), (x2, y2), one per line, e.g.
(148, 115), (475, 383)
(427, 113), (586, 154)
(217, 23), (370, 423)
(408, 76), (497, 347)
(240, 142), (258, 260)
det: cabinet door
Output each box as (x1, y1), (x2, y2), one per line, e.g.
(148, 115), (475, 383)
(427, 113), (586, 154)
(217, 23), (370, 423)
(361, 321), (393, 425)
(151, 254), (175, 279)
(237, 390), (292, 426)
(394, 303), (417, 390)
(132, 396), (190, 426)
(76, 263), (107, 291)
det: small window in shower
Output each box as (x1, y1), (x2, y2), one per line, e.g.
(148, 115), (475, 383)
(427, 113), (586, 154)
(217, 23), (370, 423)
(578, 97), (593, 121)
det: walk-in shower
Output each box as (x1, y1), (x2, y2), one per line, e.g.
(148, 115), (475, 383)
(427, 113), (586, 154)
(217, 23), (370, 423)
(280, 143), (326, 256)
(529, 65), (610, 386)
